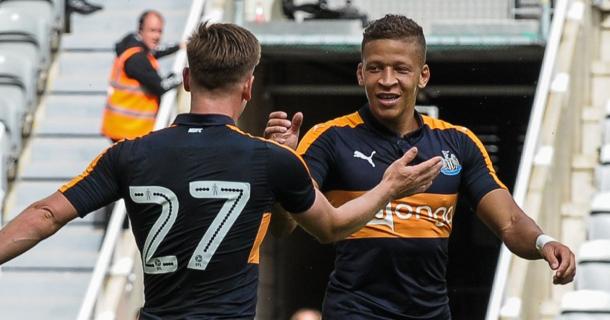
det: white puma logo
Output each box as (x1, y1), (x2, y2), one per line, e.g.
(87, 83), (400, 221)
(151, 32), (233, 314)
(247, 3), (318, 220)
(354, 150), (376, 167)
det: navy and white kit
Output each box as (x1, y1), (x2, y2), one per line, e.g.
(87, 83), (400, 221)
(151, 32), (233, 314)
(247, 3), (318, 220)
(61, 114), (316, 320)
(297, 105), (506, 320)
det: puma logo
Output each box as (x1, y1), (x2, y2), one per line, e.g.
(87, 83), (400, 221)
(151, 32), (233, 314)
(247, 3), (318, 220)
(354, 150), (376, 167)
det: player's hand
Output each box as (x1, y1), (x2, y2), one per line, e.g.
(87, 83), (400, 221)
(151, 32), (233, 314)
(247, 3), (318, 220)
(540, 241), (576, 285)
(264, 111), (303, 150)
(382, 147), (443, 199)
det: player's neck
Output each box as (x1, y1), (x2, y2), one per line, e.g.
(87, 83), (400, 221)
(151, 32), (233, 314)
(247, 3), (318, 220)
(378, 107), (419, 137)
(189, 91), (244, 121)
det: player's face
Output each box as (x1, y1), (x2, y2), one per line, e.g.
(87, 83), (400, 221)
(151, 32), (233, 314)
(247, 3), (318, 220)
(139, 14), (164, 50)
(357, 39), (429, 129)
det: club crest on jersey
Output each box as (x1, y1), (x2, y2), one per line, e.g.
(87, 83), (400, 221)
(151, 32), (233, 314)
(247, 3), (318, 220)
(440, 150), (461, 176)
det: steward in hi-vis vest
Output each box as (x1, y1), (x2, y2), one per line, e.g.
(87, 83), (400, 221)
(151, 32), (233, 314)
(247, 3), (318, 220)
(101, 11), (182, 141)
(102, 46), (161, 140)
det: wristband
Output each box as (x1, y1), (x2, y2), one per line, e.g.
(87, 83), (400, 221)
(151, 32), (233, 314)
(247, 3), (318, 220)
(535, 234), (556, 253)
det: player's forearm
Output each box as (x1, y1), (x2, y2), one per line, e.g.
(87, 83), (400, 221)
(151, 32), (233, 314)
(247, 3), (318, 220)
(326, 182), (392, 242)
(0, 205), (64, 264)
(499, 214), (543, 260)
(270, 204), (297, 238)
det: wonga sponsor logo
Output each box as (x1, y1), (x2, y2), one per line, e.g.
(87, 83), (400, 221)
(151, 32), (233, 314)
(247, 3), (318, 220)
(366, 200), (455, 233)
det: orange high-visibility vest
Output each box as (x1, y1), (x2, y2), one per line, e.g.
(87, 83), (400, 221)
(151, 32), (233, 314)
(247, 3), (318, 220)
(101, 47), (160, 140)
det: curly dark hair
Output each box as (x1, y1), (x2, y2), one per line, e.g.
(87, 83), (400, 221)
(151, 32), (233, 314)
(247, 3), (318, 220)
(362, 14), (426, 63)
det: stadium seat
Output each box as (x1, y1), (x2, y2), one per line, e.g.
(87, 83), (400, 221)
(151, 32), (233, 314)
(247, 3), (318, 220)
(560, 290), (610, 319)
(590, 192), (610, 240)
(0, 87), (23, 162)
(576, 240), (610, 292)
(0, 51), (37, 115)
(0, 9), (44, 91)
(0, 54), (31, 142)
(597, 145), (610, 191)
(49, 0), (65, 50)
(0, 2), (53, 70)
(0, 121), (9, 190)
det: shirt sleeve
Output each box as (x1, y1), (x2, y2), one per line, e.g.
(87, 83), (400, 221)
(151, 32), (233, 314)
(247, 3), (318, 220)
(458, 127), (507, 205)
(153, 43), (180, 59)
(267, 143), (316, 214)
(124, 52), (165, 97)
(59, 143), (125, 217)
(296, 124), (336, 189)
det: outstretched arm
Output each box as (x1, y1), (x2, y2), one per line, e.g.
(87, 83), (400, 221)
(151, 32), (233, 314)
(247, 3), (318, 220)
(0, 192), (78, 264)
(476, 189), (575, 284)
(291, 147), (442, 243)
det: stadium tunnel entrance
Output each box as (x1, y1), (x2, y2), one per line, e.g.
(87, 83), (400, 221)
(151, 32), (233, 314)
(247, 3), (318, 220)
(239, 45), (543, 320)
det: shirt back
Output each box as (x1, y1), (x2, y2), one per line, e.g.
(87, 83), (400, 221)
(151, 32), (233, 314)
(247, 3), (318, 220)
(61, 114), (315, 319)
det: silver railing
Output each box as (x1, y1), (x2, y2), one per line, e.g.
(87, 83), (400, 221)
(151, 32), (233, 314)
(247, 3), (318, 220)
(485, 0), (581, 318)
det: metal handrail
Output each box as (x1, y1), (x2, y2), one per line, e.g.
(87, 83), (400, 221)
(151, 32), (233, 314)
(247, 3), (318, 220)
(484, 0), (570, 319)
(75, 1), (207, 319)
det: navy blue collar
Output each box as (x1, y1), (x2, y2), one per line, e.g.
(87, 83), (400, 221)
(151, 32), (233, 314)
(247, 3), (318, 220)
(173, 113), (235, 126)
(358, 105), (424, 140)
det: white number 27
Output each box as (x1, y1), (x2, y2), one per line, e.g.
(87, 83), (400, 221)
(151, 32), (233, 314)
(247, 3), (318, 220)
(129, 181), (250, 274)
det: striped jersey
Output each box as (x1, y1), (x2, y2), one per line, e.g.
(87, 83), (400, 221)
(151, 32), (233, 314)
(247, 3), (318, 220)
(297, 106), (506, 320)
(60, 113), (316, 319)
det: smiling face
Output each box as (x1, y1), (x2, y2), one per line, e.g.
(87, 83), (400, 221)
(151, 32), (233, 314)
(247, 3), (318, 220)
(357, 38), (430, 135)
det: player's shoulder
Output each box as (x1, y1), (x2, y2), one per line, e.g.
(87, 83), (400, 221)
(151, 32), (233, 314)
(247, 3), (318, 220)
(421, 115), (464, 131)
(422, 115), (476, 138)
(306, 111), (364, 136)
(223, 124), (298, 156)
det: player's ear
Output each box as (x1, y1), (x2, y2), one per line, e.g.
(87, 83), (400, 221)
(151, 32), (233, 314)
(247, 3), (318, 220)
(183, 67), (191, 92)
(418, 64), (430, 89)
(356, 62), (364, 86)
(242, 74), (254, 101)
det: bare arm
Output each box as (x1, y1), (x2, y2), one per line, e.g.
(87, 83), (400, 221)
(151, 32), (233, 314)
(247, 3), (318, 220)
(476, 188), (575, 284)
(269, 203), (297, 238)
(0, 192), (78, 264)
(291, 148), (442, 243)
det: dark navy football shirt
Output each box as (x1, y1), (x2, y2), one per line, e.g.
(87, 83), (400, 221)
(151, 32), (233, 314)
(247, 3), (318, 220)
(61, 113), (316, 319)
(297, 106), (506, 320)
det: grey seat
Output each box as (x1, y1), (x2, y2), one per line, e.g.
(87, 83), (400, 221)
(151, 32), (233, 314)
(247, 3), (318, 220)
(0, 50), (37, 115)
(0, 9), (43, 91)
(597, 145), (610, 191)
(590, 192), (610, 240)
(560, 290), (610, 320)
(0, 80), (28, 140)
(47, 0), (65, 32)
(0, 88), (23, 163)
(0, 121), (8, 196)
(576, 240), (610, 292)
(0, 2), (52, 70)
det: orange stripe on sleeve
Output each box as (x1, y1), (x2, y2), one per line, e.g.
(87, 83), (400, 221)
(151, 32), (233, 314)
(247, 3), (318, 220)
(458, 127), (507, 190)
(422, 116), (507, 190)
(248, 212), (271, 264)
(59, 146), (113, 193)
(296, 111), (364, 156)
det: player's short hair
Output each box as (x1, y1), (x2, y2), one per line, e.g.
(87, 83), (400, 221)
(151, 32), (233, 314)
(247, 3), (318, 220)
(362, 14), (426, 63)
(187, 22), (261, 90)
(138, 10), (163, 31)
